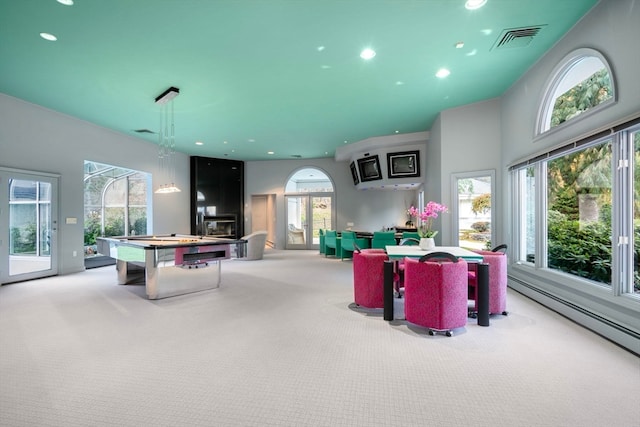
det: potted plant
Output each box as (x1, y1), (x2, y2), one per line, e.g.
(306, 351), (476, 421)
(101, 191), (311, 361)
(408, 201), (448, 249)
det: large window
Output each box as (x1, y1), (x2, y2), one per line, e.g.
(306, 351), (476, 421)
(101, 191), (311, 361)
(516, 47), (638, 297)
(512, 125), (639, 295)
(547, 139), (613, 286)
(84, 161), (151, 257)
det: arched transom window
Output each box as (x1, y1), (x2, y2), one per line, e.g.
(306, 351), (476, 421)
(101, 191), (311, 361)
(537, 48), (615, 135)
(285, 167), (334, 193)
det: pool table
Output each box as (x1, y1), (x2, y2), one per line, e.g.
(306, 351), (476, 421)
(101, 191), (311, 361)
(97, 234), (246, 299)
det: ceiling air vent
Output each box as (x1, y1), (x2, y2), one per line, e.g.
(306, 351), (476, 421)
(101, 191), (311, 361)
(134, 128), (155, 134)
(492, 25), (546, 50)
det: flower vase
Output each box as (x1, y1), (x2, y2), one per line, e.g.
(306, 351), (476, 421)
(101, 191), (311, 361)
(419, 237), (435, 250)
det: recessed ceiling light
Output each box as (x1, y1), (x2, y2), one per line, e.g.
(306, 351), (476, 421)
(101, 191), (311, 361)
(267, 151), (274, 155)
(321, 65), (331, 69)
(223, 140), (228, 144)
(395, 81), (404, 86)
(195, 141), (203, 145)
(360, 48), (376, 60)
(317, 46), (325, 52)
(465, 0), (487, 10)
(57, 0), (74, 5)
(466, 49), (478, 56)
(455, 41), (465, 49)
(436, 68), (451, 78)
(40, 32), (57, 41)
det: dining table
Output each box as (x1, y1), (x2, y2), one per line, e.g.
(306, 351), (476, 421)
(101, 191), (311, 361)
(383, 245), (490, 326)
(385, 245), (484, 262)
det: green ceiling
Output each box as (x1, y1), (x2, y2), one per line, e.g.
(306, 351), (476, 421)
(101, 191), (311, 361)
(0, 0), (598, 161)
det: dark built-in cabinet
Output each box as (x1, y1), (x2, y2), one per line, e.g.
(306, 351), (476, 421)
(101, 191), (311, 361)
(190, 156), (244, 239)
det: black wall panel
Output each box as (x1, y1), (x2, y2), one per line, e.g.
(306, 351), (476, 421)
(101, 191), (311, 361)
(190, 156), (244, 238)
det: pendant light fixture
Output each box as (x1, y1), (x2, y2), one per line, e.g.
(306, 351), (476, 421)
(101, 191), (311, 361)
(154, 86), (181, 193)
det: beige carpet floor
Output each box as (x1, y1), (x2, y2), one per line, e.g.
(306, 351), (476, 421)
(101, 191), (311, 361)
(0, 249), (638, 427)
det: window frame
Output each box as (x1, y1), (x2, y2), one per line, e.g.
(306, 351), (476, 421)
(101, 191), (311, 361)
(510, 124), (639, 303)
(535, 48), (616, 138)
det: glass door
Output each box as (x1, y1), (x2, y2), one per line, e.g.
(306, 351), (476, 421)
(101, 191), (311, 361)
(0, 169), (58, 284)
(452, 171), (494, 250)
(285, 194), (333, 249)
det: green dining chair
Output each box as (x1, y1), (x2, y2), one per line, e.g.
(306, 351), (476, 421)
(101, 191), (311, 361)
(401, 232), (421, 245)
(371, 231), (397, 249)
(340, 230), (369, 260)
(324, 230), (341, 258)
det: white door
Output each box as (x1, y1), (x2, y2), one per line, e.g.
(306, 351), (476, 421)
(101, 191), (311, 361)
(0, 169), (59, 284)
(285, 194), (333, 250)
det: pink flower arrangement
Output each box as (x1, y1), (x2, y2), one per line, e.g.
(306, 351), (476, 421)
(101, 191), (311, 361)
(407, 201), (448, 238)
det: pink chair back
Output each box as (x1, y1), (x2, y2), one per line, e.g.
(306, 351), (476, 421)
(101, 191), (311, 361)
(404, 255), (468, 331)
(353, 251), (388, 308)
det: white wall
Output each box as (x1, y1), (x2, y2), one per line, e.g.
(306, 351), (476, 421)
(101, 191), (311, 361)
(0, 94), (190, 274)
(245, 158), (417, 249)
(428, 98), (503, 246)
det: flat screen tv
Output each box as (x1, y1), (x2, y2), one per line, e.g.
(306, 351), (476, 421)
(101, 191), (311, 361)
(350, 161), (359, 185)
(387, 150), (420, 178)
(357, 155), (382, 182)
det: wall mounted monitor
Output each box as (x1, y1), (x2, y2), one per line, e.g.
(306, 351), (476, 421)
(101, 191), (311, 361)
(357, 155), (382, 182)
(387, 150), (420, 178)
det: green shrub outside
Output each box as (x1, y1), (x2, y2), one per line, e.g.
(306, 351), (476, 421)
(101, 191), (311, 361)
(10, 225), (37, 254)
(548, 208), (640, 292)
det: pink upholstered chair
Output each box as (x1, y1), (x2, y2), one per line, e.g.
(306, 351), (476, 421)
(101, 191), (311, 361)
(353, 250), (388, 309)
(468, 247), (508, 316)
(404, 252), (469, 336)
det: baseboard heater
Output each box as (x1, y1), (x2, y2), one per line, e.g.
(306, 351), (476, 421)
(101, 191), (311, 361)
(508, 275), (640, 348)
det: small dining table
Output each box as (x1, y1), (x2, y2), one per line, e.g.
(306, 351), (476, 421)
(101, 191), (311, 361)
(382, 245), (490, 325)
(385, 245), (484, 262)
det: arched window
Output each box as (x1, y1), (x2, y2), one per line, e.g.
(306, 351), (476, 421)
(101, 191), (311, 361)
(536, 48), (615, 135)
(285, 167), (334, 193)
